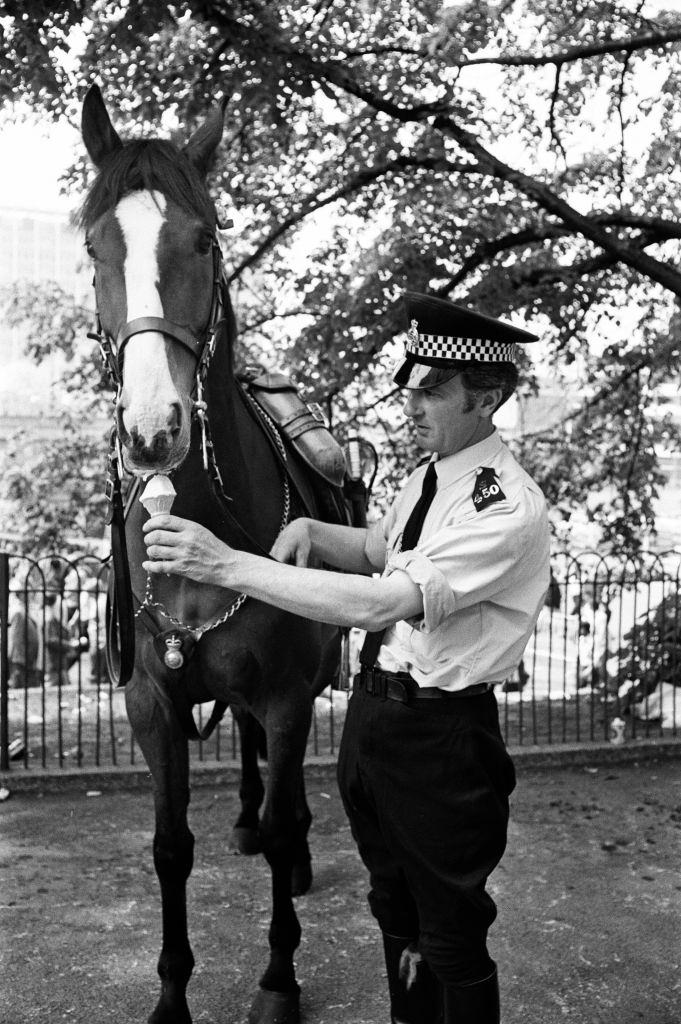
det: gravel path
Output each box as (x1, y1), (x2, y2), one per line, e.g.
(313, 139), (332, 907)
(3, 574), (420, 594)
(0, 759), (679, 1024)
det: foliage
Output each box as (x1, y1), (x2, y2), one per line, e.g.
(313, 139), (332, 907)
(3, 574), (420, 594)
(0, 279), (112, 550)
(3, 0), (681, 545)
(0, 419), (108, 555)
(617, 586), (681, 694)
(3, 281), (108, 396)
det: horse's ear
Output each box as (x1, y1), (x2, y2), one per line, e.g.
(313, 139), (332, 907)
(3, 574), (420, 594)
(82, 84), (123, 167)
(182, 98), (228, 176)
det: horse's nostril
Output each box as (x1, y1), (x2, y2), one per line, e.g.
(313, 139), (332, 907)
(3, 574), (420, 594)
(168, 403), (181, 435)
(116, 406), (130, 445)
(130, 428), (147, 455)
(151, 432), (170, 456)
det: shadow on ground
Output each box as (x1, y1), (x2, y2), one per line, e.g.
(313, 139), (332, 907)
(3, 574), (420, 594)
(1, 759), (680, 1023)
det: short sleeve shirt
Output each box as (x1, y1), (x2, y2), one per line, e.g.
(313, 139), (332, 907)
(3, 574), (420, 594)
(376, 430), (550, 690)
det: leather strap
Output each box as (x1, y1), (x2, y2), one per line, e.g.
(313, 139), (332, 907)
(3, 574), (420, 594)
(107, 472), (136, 686)
(167, 688), (229, 742)
(278, 409), (323, 440)
(118, 316), (202, 359)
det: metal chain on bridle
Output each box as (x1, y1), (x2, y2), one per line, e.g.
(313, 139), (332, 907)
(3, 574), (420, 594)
(90, 235), (291, 646)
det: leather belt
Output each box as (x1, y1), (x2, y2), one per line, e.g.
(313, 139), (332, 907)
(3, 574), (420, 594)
(355, 667), (494, 703)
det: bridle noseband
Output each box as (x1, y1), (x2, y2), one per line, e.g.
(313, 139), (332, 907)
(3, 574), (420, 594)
(117, 316), (205, 359)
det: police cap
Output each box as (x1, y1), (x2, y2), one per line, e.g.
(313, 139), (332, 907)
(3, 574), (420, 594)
(393, 291), (539, 389)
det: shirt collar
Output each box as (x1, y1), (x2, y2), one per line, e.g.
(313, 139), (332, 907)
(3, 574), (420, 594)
(431, 430), (503, 487)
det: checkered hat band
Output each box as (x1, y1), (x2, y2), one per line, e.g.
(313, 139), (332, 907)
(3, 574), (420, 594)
(407, 333), (517, 363)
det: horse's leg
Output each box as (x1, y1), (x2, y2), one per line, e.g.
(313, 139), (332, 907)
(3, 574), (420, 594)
(231, 708), (265, 855)
(126, 674), (195, 1024)
(248, 691), (312, 1024)
(285, 628), (339, 896)
(291, 769), (312, 898)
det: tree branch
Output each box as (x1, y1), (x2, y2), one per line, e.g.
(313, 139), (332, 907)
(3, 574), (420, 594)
(241, 307), (322, 333)
(615, 51), (633, 200)
(227, 152), (478, 281)
(339, 45), (426, 58)
(548, 62), (567, 162)
(443, 29), (681, 69)
(433, 215), (681, 296)
(432, 114), (681, 297)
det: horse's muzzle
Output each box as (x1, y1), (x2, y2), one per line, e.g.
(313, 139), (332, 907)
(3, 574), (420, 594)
(117, 402), (188, 473)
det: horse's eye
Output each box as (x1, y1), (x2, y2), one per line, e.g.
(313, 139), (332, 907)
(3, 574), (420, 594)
(195, 231), (213, 256)
(85, 239), (97, 260)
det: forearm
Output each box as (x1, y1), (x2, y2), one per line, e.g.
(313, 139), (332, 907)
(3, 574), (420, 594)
(216, 549), (418, 630)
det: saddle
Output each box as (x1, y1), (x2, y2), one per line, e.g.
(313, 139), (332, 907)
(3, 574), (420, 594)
(242, 370), (351, 526)
(245, 371), (345, 486)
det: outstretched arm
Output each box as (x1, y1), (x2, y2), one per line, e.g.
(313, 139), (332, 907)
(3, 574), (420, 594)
(142, 515), (418, 631)
(270, 517), (387, 573)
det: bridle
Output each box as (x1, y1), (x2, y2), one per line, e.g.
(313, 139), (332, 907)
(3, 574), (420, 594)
(90, 230), (290, 700)
(88, 235), (226, 420)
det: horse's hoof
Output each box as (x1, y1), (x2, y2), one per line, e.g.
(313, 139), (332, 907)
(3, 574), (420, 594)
(291, 859), (312, 897)
(230, 825), (262, 855)
(148, 997), (192, 1024)
(247, 986), (300, 1024)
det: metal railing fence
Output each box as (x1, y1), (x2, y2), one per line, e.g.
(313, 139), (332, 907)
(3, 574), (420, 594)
(1, 549), (679, 773)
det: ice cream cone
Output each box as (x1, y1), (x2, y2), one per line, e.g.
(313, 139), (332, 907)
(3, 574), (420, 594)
(140, 475), (176, 518)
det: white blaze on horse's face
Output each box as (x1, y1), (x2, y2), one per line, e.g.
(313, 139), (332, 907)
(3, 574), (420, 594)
(115, 190), (193, 474)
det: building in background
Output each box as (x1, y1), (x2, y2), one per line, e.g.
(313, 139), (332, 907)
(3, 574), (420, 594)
(0, 205), (91, 434)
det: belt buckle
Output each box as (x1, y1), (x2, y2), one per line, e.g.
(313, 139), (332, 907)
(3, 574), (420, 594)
(367, 668), (387, 699)
(364, 668), (376, 697)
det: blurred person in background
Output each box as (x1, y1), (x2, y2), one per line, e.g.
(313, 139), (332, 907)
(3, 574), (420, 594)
(8, 590), (40, 689)
(44, 592), (84, 687)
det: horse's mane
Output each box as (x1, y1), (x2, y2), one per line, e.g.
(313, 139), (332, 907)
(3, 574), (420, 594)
(78, 138), (216, 230)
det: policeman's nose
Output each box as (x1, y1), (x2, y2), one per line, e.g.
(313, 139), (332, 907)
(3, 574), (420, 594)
(403, 390), (420, 416)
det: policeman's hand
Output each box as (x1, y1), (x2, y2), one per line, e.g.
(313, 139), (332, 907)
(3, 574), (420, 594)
(142, 515), (233, 584)
(270, 518), (312, 566)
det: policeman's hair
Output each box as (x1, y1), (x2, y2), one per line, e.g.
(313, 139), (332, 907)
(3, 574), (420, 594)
(455, 362), (519, 414)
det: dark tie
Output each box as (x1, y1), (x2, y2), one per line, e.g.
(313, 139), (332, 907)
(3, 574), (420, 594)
(359, 460), (438, 670)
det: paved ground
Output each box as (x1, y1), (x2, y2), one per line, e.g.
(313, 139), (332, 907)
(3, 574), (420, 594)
(0, 758), (680, 1024)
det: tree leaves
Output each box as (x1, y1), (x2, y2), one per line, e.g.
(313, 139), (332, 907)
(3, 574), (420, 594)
(3, 0), (681, 553)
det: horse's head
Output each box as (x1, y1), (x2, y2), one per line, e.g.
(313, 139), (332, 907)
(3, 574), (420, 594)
(80, 85), (226, 475)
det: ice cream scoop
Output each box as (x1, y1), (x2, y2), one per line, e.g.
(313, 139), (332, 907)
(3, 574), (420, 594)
(140, 475), (176, 518)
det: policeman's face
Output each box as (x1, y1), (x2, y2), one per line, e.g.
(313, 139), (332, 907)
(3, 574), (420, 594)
(403, 374), (499, 457)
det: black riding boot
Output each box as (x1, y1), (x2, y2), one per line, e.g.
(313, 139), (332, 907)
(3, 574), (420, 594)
(442, 969), (500, 1024)
(382, 932), (442, 1024)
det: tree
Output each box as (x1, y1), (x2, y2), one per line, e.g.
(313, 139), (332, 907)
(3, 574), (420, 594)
(3, 0), (681, 552)
(1, 423), (108, 554)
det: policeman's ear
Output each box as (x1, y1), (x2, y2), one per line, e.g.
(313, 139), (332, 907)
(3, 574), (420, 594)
(478, 388), (503, 418)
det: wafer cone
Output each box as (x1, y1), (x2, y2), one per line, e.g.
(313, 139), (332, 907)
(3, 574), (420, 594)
(140, 475), (176, 518)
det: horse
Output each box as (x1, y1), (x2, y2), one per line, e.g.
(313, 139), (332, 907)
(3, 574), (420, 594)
(80, 84), (344, 1024)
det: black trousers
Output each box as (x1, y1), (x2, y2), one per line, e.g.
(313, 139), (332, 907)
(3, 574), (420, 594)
(337, 685), (516, 987)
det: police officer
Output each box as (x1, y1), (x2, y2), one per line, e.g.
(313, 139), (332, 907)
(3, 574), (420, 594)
(143, 291), (551, 1024)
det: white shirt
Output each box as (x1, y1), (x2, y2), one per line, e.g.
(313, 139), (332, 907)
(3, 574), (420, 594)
(376, 430), (550, 691)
